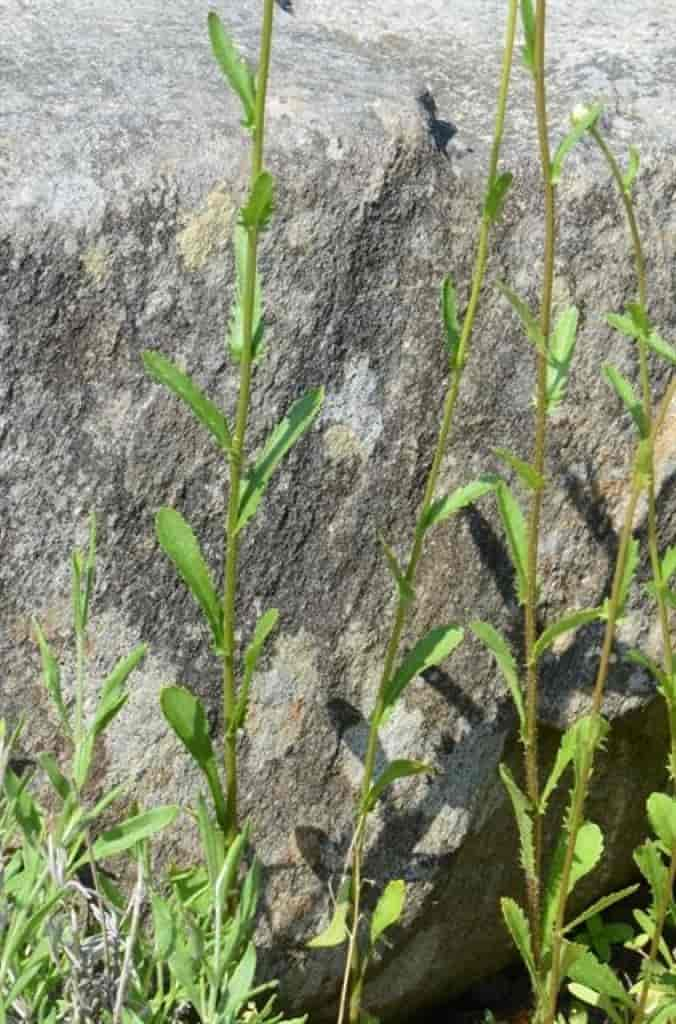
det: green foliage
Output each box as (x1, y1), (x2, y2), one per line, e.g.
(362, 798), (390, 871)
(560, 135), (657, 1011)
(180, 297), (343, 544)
(379, 534), (415, 607)
(420, 475), (499, 533)
(142, 350), (233, 452)
(380, 626), (464, 722)
(207, 12), (256, 131)
(550, 104), (603, 185)
(471, 621), (525, 737)
(546, 306), (579, 412)
(441, 275), (462, 366)
(495, 480), (528, 603)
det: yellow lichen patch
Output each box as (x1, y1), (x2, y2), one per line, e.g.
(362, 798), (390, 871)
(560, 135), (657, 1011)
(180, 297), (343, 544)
(177, 186), (234, 271)
(324, 423), (365, 463)
(81, 243), (109, 285)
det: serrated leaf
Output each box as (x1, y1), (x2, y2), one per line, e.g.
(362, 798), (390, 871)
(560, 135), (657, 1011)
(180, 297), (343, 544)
(547, 306), (579, 411)
(496, 481), (528, 603)
(240, 171), (275, 231)
(308, 880), (350, 948)
(623, 146), (640, 194)
(379, 534), (414, 607)
(519, 0), (536, 71)
(381, 626), (464, 720)
(532, 608), (603, 663)
(603, 364), (648, 437)
(33, 621), (69, 735)
(484, 171), (513, 222)
(563, 884), (640, 936)
(647, 792), (676, 848)
(160, 686), (228, 832)
(87, 805), (179, 863)
(502, 897), (538, 990)
(421, 475), (499, 533)
(155, 507), (223, 647)
(500, 763), (535, 882)
(542, 821), (604, 951)
(539, 724), (577, 816)
(470, 621), (525, 737)
(567, 952), (632, 1006)
(441, 276), (462, 366)
(550, 104), (603, 185)
(142, 351), (232, 452)
(237, 388), (324, 531)
(497, 281), (545, 351)
(494, 449), (544, 491)
(233, 608), (279, 732)
(227, 224), (265, 364)
(207, 12), (256, 131)
(364, 760), (432, 814)
(645, 331), (676, 366)
(371, 879), (406, 945)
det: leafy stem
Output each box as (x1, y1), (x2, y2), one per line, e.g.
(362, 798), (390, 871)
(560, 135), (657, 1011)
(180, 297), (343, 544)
(337, 3), (519, 1019)
(221, 0), (276, 842)
(523, 0), (556, 969)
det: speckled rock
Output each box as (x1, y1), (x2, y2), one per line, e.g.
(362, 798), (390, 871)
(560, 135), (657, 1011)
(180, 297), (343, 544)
(2, 1), (676, 1019)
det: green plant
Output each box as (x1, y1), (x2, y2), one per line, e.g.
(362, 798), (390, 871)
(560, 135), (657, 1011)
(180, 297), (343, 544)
(0, 514), (178, 1022)
(306, 4), (520, 1022)
(143, 2), (322, 844)
(469, 5), (676, 1024)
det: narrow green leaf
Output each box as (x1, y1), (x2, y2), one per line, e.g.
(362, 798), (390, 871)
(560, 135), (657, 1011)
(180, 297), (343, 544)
(532, 608), (603, 663)
(647, 792), (676, 849)
(233, 608), (279, 733)
(494, 449), (544, 491)
(237, 388), (324, 532)
(441, 276), (462, 366)
(617, 537), (640, 617)
(142, 351), (232, 452)
(484, 171), (513, 222)
(550, 104), (603, 185)
(603, 364), (648, 437)
(421, 475), (499, 533)
(382, 626), (464, 719)
(4, 768), (42, 843)
(542, 823), (604, 954)
(308, 881), (350, 948)
(519, 0), (536, 71)
(33, 621), (69, 735)
(607, 311), (641, 340)
(563, 884), (640, 936)
(365, 760), (432, 814)
(497, 281), (545, 350)
(81, 512), (97, 631)
(645, 331), (676, 366)
(240, 171), (275, 231)
(88, 805), (179, 862)
(567, 952), (633, 1006)
(227, 224), (265, 364)
(152, 894), (176, 960)
(499, 763), (535, 882)
(91, 644), (147, 742)
(160, 686), (228, 832)
(496, 481), (528, 603)
(207, 12), (256, 131)
(623, 146), (640, 194)
(371, 879), (406, 945)
(501, 897), (538, 990)
(224, 941), (257, 1018)
(539, 724), (576, 816)
(634, 840), (667, 910)
(627, 302), (651, 338)
(38, 753), (70, 802)
(662, 547), (676, 584)
(196, 794), (224, 887)
(470, 621), (525, 737)
(155, 507), (223, 647)
(379, 534), (414, 607)
(547, 306), (579, 411)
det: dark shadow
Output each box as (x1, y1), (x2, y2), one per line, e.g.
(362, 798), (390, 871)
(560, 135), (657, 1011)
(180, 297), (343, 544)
(416, 89), (458, 156)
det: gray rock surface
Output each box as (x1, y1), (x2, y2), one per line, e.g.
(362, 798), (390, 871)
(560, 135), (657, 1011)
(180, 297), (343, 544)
(3, 0), (676, 1019)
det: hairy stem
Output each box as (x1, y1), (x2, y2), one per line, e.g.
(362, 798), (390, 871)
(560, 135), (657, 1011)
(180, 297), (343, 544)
(339, 3), (519, 1019)
(523, 0), (555, 972)
(221, 0), (275, 842)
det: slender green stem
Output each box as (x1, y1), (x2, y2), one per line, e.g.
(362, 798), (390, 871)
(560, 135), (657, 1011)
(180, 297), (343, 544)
(221, 0), (276, 843)
(338, 4), (519, 1019)
(544, 130), (676, 1024)
(523, 0), (556, 973)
